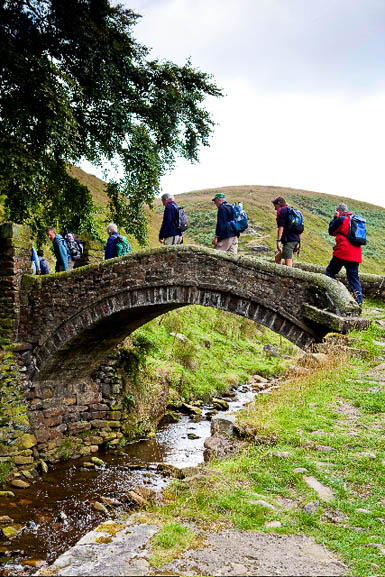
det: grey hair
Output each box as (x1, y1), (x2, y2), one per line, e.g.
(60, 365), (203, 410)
(106, 222), (118, 234)
(161, 193), (174, 202)
(336, 203), (348, 213)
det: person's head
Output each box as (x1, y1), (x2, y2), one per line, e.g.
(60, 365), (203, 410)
(161, 193), (174, 205)
(212, 192), (226, 207)
(335, 203), (348, 215)
(37, 249), (44, 257)
(46, 227), (57, 241)
(271, 196), (286, 211)
(106, 223), (118, 236)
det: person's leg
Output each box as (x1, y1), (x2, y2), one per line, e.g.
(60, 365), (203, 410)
(215, 236), (238, 253)
(164, 236), (182, 245)
(282, 241), (297, 267)
(345, 261), (363, 304)
(326, 256), (343, 279)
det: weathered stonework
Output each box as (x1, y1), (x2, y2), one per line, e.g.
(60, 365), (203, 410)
(0, 223), (32, 346)
(0, 224), (371, 479)
(291, 260), (385, 301)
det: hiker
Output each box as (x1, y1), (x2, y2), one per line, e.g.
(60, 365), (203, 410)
(105, 223), (120, 260)
(37, 249), (50, 275)
(325, 203), (363, 305)
(46, 226), (71, 272)
(211, 192), (238, 254)
(272, 196), (302, 267)
(159, 193), (183, 245)
(31, 247), (40, 275)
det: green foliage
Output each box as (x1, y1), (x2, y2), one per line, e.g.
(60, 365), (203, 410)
(149, 303), (385, 576)
(122, 394), (136, 409)
(185, 209), (217, 246)
(149, 522), (197, 568)
(0, 462), (11, 485)
(131, 306), (295, 402)
(0, 0), (221, 243)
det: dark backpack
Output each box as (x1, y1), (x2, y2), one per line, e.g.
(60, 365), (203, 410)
(345, 215), (367, 246)
(64, 233), (83, 261)
(228, 203), (249, 233)
(114, 234), (132, 257)
(287, 207), (304, 234)
(175, 206), (188, 233)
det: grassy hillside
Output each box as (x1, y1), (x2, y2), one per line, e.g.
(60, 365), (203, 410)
(1, 166), (383, 274)
(149, 184), (385, 274)
(70, 169), (385, 274)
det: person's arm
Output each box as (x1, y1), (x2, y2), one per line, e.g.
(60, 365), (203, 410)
(328, 215), (345, 236)
(57, 238), (68, 271)
(32, 248), (41, 275)
(215, 205), (229, 240)
(159, 203), (173, 241)
(276, 225), (284, 252)
(105, 236), (116, 260)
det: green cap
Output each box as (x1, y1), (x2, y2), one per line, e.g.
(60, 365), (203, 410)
(212, 192), (226, 201)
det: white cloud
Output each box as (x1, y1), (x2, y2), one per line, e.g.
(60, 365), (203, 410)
(89, 0), (385, 209)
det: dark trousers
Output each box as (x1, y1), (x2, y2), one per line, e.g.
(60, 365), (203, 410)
(326, 256), (363, 304)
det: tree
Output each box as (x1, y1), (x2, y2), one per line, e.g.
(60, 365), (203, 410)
(0, 0), (221, 243)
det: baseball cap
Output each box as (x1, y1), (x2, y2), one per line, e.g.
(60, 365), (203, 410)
(212, 193), (226, 201)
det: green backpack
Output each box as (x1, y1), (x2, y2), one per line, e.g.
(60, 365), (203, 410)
(114, 234), (132, 257)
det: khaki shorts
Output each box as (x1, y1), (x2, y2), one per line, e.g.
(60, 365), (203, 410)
(164, 235), (183, 245)
(282, 241), (299, 260)
(215, 236), (238, 254)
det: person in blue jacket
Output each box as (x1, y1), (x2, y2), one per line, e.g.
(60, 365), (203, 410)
(31, 246), (40, 275)
(105, 223), (119, 260)
(46, 227), (71, 272)
(37, 249), (50, 275)
(211, 192), (238, 254)
(159, 193), (182, 245)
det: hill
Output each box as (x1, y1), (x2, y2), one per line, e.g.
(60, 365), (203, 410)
(72, 167), (385, 275)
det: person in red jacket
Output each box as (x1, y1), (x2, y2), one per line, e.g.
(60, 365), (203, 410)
(326, 203), (363, 305)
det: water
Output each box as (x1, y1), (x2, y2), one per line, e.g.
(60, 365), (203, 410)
(0, 383), (257, 575)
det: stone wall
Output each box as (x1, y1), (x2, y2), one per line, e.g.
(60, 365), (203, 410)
(0, 223), (32, 346)
(0, 348), (169, 485)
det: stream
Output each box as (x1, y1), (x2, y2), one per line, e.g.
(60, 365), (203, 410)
(0, 383), (257, 575)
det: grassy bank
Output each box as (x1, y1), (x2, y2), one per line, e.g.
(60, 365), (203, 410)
(126, 305), (297, 404)
(144, 299), (385, 576)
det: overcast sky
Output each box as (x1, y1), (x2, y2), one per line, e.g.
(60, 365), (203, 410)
(96, 0), (385, 208)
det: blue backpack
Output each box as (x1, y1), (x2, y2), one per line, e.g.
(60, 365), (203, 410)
(346, 215), (367, 246)
(287, 207), (304, 234)
(228, 203), (249, 233)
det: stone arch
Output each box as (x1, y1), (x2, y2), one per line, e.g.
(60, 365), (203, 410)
(19, 246), (363, 387)
(33, 285), (314, 386)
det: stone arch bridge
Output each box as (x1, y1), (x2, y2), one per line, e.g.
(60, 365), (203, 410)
(0, 223), (369, 469)
(16, 245), (366, 387)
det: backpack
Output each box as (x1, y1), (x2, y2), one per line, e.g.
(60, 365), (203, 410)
(175, 206), (188, 233)
(39, 257), (50, 275)
(228, 203), (249, 233)
(345, 215), (367, 246)
(114, 234), (132, 257)
(287, 207), (304, 234)
(64, 232), (83, 261)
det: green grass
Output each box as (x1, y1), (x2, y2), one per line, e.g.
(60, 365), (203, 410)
(149, 521), (198, 568)
(127, 305), (297, 403)
(146, 300), (385, 576)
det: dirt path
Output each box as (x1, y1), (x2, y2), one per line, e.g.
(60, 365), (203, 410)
(37, 515), (346, 576)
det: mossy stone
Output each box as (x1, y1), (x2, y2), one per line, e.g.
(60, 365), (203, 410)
(16, 433), (37, 450)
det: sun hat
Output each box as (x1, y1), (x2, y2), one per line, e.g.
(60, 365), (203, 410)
(212, 192), (226, 201)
